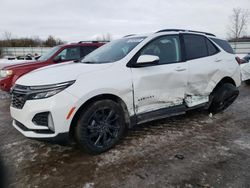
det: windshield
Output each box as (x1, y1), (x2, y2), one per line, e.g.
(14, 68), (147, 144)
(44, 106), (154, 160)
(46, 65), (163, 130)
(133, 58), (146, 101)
(81, 37), (146, 64)
(38, 46), (61, 61)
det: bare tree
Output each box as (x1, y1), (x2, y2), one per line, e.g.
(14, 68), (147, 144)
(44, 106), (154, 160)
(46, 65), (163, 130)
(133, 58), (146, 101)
(2, 31), (12, 40)
(2, 31), (12, 46)
(0, 48), (3, 58)
(228, 8), (249, 40)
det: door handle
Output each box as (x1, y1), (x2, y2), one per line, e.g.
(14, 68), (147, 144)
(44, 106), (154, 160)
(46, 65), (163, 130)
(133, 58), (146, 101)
(215, 59), (222, 62)
(175, 67), (187, 72)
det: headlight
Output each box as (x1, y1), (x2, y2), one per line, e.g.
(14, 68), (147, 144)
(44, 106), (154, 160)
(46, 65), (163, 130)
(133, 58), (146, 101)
(27, 80), (75, 100)
(0, 70), (13, 78)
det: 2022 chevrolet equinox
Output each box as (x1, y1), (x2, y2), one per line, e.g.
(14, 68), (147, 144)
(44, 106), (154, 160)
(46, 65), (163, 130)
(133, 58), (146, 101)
(10, 29), (241, 154)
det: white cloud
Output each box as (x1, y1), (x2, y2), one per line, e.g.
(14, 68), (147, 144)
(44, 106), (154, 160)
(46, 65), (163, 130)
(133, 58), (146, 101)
(0, 0), (249, 41)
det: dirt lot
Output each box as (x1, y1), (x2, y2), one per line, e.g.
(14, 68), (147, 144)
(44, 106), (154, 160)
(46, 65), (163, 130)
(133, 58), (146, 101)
(1, 85), (250, 188)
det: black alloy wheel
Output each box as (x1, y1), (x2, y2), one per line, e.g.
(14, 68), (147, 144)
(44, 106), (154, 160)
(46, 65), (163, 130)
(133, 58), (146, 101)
(75, 100), (125, 154)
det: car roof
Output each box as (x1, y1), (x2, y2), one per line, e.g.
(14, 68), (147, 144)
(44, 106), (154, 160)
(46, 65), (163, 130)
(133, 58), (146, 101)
(61, 41), (108, 48)
(124, 29), (218, 39)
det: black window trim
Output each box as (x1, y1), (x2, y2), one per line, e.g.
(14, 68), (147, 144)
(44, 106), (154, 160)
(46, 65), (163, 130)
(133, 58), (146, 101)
(127, 34), (184, 68)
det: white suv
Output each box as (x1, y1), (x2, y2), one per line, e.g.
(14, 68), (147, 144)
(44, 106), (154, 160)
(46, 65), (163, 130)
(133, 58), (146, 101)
(10, 29), (241, 153)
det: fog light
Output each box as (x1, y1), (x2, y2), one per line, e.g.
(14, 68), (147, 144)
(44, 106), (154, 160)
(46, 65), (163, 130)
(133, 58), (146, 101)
(48, 113), (55, 132)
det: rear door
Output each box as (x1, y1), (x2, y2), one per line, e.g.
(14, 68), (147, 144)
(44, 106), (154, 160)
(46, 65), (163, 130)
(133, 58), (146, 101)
(131, 35), (188, 114)
(182, 34), (221, 97)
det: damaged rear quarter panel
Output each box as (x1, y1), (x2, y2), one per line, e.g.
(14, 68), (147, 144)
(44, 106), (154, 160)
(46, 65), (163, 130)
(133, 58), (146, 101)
(186, 53), (240, 97)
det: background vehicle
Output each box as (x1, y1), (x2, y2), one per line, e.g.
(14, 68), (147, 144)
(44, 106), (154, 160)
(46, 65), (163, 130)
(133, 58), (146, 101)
(0, 54), (36, 69)
(0, 41), (107, 91)
(10, 29), (241, 154)
(243, 53), (250, 63)
(240, 53), (250, 84)
(0, 59), (33, 70)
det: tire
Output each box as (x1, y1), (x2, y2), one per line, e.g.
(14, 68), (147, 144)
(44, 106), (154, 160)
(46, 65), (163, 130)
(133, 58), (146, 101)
(245, 80), (250, 85)
(209, 83), (239, 114)
(75, 99), (126, 154)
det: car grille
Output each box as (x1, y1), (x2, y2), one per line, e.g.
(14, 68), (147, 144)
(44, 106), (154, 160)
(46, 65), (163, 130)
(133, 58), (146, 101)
(11, 85), (29, 109)
(12, 93), (26, 109)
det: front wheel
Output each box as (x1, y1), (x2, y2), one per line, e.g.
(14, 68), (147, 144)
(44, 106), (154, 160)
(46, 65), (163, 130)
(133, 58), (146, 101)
(209, 83), (239, 114)
(75, 100), (126, 154)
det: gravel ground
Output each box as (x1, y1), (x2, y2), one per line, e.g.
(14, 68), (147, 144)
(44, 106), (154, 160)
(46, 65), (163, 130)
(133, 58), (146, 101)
(1, 85), (250, 188)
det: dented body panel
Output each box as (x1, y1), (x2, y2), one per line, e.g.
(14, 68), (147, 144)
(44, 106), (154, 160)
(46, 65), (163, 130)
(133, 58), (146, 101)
(187, 46), (240, 95)
(131, 62), (187, 114)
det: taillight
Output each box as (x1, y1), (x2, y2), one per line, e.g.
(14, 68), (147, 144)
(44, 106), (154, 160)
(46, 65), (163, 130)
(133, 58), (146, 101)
(235, 57), (242, 65)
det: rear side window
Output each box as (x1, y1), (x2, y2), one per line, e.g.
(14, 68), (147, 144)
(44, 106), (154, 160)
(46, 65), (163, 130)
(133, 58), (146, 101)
(210, 38), (234, 54)
(80, 46), (98, 57)
(56, 47), (81, 61)
(206, 39), (219, 56)
(183, 34), (207, 60)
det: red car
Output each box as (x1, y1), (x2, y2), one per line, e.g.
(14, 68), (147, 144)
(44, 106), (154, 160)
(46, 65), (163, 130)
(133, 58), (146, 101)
(0, 41), (106, 92)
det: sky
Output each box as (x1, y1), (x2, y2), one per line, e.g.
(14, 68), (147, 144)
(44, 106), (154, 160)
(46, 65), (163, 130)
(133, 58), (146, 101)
(0, 0), (249, 42)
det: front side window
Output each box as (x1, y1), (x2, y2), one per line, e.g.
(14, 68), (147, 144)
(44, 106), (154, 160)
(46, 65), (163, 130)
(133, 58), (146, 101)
(55, 47), (80, 61)
(81, 37), (146, 64)
(183, 34), (207, 60)
(138, 35), (181, 64)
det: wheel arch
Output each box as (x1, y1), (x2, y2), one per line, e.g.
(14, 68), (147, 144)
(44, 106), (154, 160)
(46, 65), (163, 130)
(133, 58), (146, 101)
(69, 94), (131, 138)
(212, 76), (236, 92)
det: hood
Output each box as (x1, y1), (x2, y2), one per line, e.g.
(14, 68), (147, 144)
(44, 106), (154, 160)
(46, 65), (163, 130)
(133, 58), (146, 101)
(1, 60), (39, 70)
(0, 59), (35, 70)
(16, 62), (113, 86)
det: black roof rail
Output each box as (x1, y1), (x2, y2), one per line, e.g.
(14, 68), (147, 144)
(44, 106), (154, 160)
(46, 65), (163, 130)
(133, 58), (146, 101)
(78, 40), (109, 44)
(123, 34), (136, 38)
(156, 29), (216, 37)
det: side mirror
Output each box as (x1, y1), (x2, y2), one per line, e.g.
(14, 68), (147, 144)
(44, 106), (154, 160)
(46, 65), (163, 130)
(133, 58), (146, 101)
(136, 55), (159, 66)
(54, 56), (62, 63)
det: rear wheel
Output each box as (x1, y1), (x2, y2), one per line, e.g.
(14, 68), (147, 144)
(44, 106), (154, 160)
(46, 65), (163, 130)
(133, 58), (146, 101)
(209, 83), (239, 114)
(75, 100), (126, 154)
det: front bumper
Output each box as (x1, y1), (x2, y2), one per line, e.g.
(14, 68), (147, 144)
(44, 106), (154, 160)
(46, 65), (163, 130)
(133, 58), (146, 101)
(10, 90), (79, 139)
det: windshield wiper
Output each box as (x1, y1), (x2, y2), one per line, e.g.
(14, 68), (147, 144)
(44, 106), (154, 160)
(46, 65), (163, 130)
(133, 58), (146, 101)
(73, 59), (80, 63)
(81, 61), (96, 64)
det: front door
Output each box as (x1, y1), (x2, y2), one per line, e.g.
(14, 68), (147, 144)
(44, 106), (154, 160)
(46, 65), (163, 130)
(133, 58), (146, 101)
(131, 35), (188, 114)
